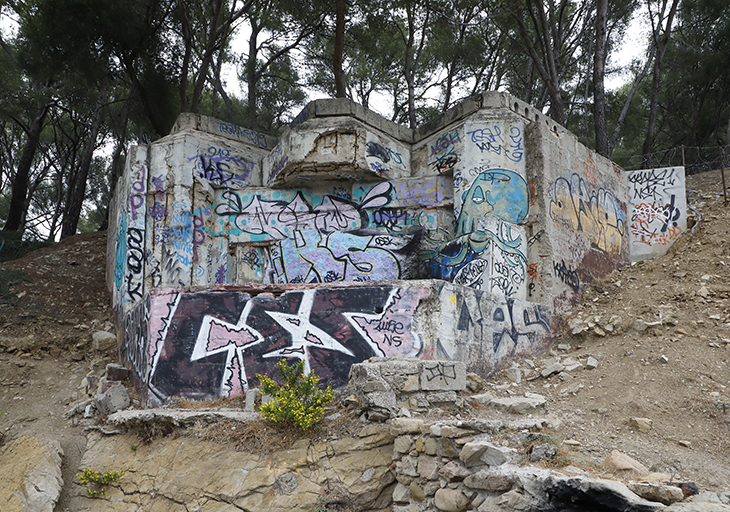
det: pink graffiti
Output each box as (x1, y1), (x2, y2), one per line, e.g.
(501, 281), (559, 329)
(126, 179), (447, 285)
(345, 287), (430, 357)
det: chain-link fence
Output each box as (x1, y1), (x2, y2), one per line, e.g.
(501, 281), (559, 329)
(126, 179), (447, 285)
(612, 145), (730, 175)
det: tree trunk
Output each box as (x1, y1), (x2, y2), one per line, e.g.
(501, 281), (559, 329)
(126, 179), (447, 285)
(3, 104), (49, 233)
(246, 21), (260, 129)
(643, 0), (680, 167)
(333, 0), (346, 98)
(60, 81), (108, 240)
(593, 0), (609, 157)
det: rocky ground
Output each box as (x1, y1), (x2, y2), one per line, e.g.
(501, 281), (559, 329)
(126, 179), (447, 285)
(0, 171), (729, 511)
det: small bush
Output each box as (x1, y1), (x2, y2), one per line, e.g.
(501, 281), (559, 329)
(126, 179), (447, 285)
(76, 468), (127, 497)
(257, 360), (337, 431)
(0, 268), (29, 302)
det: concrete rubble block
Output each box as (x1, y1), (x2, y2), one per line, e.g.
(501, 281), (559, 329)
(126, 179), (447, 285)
(244, 388), (258, 412)
(465, 372), (486, 392)
(529, 444), (558, 462)
(435, 437), (461, 458)
(543, 474), (666, 512)
(603, 450), (650, 477)
(439, 461), (472, 481)
(427, 391), (459, 406)
(434, 488), (471, 512)
(397, 456), (420, 478)
(410, 481), (426, 501)
(389, 417), (425, 436)
(419, 361), (466, 391)
(464, 470), (515, 492)
(394, 435), (414, 454)
(489, 395), (547, 414)
(349, 361), (390, 393)
(417, 454), (441, 480)
(459, 439), (497, 467)
(91, 330), (117, 352)
(541, 362), (565, 378)
(0, 433), (64, 512)
(628, 482), (684, 505)
(470, 392), (495, 406)
(105, 363), (129, 382)
(95, 382), (131, 416)
(629, 417), (653, 433)
(393, 482), (412, 503)
(506, 367), (522, 383)
(586, 356), (599, 369)
(379, 358), (420, 392)
(439, 425), (475, 438)
(480, 444), (514, 467)
(662, 504), (730, 512)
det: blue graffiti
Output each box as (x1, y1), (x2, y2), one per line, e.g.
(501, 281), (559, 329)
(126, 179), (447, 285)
(456, 169), (529, 236)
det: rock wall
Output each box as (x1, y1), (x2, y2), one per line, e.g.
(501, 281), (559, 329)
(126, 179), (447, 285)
(107, 92), (686, 406)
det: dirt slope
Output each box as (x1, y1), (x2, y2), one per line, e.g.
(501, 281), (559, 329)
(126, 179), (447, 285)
(0, 171), (728, 510)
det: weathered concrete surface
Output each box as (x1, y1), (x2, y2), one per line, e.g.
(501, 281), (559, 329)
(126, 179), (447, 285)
(66, 430), (395, 512)
(0, 433), (64, 512)
(107, 92), (687, 407)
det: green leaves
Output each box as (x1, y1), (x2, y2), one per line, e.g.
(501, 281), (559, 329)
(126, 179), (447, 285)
(256, 360), (337, 431)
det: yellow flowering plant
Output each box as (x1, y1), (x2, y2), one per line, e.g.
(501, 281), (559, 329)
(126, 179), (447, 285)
(76, 468), (127, 497)
(256, 360), (337, 431)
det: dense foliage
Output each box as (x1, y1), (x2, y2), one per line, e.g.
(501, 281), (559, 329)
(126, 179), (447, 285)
(0, 0), (727, 240)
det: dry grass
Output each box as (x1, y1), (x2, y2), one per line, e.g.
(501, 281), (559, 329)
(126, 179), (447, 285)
(179, 396), (362, 456)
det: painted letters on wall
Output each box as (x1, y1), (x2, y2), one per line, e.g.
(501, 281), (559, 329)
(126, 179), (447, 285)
(140, 286), (429, 405)
(627, 167), (686, 261)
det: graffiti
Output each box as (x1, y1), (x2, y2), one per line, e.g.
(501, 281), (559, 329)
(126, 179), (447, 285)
(192, 206), (211, 264)
(423, 362), (458, 382)
(190, 147), (255, 187)
(269, 229), (419, 284)
(456, 168), (529, 236)
(121, 297), (149, 381)
(372, 208), (409, 231)
(366, 141), (405, 167)
(242, 249), (260, 270)
(355, 177), (451, 209)
(549, 173), (624, 255)
(527, 264), (538, 282)
(628, 168), (678, 202)
(627, 168), (685, 255)
(215, 182), (392, 241)
(126, 227), (145, 301)
(553, 259), (580, 292)
(114, 213), (127, 291)
(428, 221), (527, 296)
(130, 165), (147, 221)
(429, 129), (462, 174)
(527, 229), (545, 247)
(492, 298), (551, 354)
(217, 121), (268, 148)
(630, 195), (682, 246)
(453, 258), (488, 289)
(140, 286), (428, 401)
(466, 125), (523, 163)
(583, 155), (601, 188)
(439, 285), (552, 373)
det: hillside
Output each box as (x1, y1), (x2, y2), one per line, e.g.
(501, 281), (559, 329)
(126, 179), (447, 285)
(0, 170), (729, 510)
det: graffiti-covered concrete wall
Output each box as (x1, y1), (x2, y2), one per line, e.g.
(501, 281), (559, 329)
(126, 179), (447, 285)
(107, 92), (685, 406)
(627, 167), (687, 262)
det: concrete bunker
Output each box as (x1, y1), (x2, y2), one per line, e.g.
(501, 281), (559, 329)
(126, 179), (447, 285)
(107, 92), (687, 407)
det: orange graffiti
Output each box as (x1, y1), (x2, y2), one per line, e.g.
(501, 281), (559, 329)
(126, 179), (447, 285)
(527, 263), (538, 282)
(583, 155), (601, 188)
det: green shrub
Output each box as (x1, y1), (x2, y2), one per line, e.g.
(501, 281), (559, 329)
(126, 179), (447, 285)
(0, 268), (29, 303)
(256, 360), (337, 431)
(76, 468), (128, 497)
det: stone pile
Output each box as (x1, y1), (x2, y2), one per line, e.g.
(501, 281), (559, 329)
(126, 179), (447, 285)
(346, 357), (468, 420)
(385, 416), (725, 512)
(64, 362), (131, 420)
